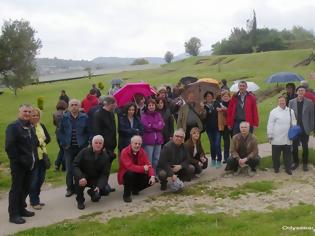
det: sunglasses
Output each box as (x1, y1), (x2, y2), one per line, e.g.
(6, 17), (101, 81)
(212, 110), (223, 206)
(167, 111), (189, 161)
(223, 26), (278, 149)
(174, 135), (184, 139)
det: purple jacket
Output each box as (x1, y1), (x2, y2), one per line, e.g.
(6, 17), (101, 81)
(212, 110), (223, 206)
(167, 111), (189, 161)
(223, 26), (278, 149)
(141, 111), (165, 145)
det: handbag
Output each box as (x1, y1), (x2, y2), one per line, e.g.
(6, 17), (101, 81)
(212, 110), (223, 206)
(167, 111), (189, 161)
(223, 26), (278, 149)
(288, 107), (301, 140)
(42, 153), (51, 169)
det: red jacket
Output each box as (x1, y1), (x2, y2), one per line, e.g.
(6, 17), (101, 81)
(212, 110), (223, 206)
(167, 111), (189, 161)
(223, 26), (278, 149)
(117, 145), (154, 185)
(304, 91), (315, 106)
(81, 94), (98, 113)
(227, 92), (259, 128)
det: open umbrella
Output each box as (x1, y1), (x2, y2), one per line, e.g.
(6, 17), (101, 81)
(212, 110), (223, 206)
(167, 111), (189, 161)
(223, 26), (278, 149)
(110, 78), (124, 85)
(113, 82), (155, 107)
(266, 72), (304, 83)
(230, 81), (260, 92)
(182, 78), (220, 103)
(179, 76), (198, 86)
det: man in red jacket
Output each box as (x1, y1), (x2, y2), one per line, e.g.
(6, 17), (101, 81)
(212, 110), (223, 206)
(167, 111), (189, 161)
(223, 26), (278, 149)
(227, 81), (259, 136)
(81, 89), (99, 113)
(118, 135), (156, 203)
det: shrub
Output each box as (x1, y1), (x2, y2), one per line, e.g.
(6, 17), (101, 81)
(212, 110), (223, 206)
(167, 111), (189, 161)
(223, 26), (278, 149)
(98, 82), (104, 90)
(37, 96), (44, 110)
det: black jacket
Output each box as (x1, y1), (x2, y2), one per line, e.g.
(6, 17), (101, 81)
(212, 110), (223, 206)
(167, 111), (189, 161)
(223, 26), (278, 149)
(73, 147), (110, 189)
(93, 108), (117, 151)
(157, 141), (190, 176)
(158, 107), (174, 145)
(118, 114), (144, 151)
(5, 119), (39, 170)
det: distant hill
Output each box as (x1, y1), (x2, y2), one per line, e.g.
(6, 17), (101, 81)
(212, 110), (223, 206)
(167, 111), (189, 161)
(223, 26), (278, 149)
(92, 57), (164, 65)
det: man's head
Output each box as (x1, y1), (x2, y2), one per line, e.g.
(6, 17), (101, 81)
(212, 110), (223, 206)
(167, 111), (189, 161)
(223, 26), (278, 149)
(103, 96), (117, 112)
(61, 90), (66, 95)
(239, 121), (250, 135)
(89, 89), (96, 96)
(221, 79), (227, 86)
(278, 95), (286, 109)
(300, 80), (309, 89)
(130, 135), (143, 153)
(238, 81), (248, 94)
(69, 99), (81, 114)
(296, 86), (306, 99)
(204, 91), (214, 103)
(286, 83), (295, 94)
(173, 129), (185, 146)
(92, 84), (96, 88)
(92, 135), (104, 153)
(18, 104), (33, 121)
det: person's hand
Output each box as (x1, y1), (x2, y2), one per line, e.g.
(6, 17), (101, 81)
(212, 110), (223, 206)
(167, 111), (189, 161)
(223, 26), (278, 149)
(148, 176), (156, 185)
(94, 187), (100, 193)
(238, 158), (247, 167)
(198, 161), (203, 167)
(171, 174), (177, 182)
(171, 165), (181, 173)
(79, 178), (87, 187)
(200, 157), (206, 163)
(144, 165), (151, 173)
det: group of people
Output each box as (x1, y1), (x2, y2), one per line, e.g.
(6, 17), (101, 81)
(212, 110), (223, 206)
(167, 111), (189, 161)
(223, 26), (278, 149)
(5, 79), (315, 224)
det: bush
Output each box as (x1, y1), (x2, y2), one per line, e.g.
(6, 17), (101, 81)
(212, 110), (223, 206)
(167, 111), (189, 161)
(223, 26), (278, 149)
(98, 82), (104, 90)
(131, 58), (149, 65)
(37, 96), (44, 110)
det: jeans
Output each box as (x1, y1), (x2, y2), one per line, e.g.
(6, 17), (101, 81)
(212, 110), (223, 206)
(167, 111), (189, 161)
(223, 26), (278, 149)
(54, 137), (65, 170)
(64, 146), (81, 193)
(144, 145), (161, 173)
(29, 159), (46, 205)
(206, 129), (222, 162)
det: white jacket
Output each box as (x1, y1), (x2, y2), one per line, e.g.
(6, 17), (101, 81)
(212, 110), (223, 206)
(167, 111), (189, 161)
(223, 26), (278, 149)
(267, 106), (297, 145)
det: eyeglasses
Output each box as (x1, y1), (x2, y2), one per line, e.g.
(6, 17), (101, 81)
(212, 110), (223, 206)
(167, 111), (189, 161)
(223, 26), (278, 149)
(174, 135), (184, 139)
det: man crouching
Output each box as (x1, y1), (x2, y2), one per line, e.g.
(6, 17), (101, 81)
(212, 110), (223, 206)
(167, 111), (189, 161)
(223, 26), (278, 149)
(73, 135), (111, 210)
(118, 135), (156, 203)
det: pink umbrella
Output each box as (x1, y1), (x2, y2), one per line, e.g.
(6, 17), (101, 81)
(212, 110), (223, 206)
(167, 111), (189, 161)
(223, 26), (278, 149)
(113, 82), (156, 107)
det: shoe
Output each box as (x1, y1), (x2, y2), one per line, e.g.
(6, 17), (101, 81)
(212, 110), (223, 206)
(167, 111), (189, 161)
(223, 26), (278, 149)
(233, 168), (241, 176)
(211, 160), (217, 167)
(248, 169), (256, 177)
(77, 202), (85, 210)
(9, 216), (26, 224)
(132, 191), (139, 195)
(21, 209), (35, 217)
(65, 190), (74, 197)
(110, 187), (116, 192)
(39, 202), (45, 206)
(291, 163), (299, 170)
(222, 160), (227, 164)
(160, 182), (167, 191)
(194, 174), (201, 178)
(274, 169), (279, 173)
(285, 169), (292, 175)
(216, 162), (222, 169)
(123, 195), (132, 203)
(303, 165), (309, 172)
(31, 204), (42, 210)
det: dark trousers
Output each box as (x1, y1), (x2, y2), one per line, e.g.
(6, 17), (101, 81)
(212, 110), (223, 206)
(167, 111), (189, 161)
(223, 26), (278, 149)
(123, 171), (151, 197)
(192, 157), (208, 174)
(225, 157), (259, 171)
(221, 126), (232, 162)
(55, 138), (65, 170)
(75, 179), (110, 203)
(206, 129), (222, 161)
(29, 160), (46, 205)
(64, 146), (81, 192)
(8, 162), (32, 218)
(272, 145), (292, 172)
(292, 132), (309, 165)
(158, 164), (195, 184)
(232, 120), (253, 136)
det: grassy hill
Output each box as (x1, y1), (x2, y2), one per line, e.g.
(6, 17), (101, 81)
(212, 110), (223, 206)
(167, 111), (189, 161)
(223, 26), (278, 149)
(0, 48), (314, 191)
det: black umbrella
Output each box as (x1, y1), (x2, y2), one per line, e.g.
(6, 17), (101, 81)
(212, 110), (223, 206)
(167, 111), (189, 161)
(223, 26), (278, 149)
(179, 76), (198, 86)
(266, 72), (304, 83)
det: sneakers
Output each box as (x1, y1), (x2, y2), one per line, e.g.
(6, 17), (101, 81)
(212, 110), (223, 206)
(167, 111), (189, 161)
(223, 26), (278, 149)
(31, 204), (42, 210)
(9, 216), (26, 224)
(216, 161), (222, 169)
(248, 168), (256, 177)
(211, 160), (217, 167)
(65, 190), (74, 197)
(123, 195), (132, 203)
(77, 202), (85, 210)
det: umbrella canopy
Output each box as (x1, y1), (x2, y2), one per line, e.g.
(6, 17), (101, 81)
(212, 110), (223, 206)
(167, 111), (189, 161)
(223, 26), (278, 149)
(110, 78), (124, 85)
(266, 72), (304, 83)
(230, 81), (260, 92)
(182, 78), (220, 103)
(179, 76), (198, 86)
(113, 82), (155, 107)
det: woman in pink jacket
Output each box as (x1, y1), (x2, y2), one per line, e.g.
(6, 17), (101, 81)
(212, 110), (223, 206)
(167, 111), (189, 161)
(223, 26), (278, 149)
(141, 99), (165, 173)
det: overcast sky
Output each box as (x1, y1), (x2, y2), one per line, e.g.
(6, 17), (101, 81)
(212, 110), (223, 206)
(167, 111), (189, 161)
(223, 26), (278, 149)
(0, 0), (314, 60)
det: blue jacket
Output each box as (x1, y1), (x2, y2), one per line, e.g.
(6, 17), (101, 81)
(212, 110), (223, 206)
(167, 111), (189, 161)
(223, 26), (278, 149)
(59, 111), (90, 148)
(118, 114), (144, 151)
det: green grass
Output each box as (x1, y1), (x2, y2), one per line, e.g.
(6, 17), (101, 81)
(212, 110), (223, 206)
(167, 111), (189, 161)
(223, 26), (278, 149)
(14, 204), (315, 236)
(1, 48), (315, 191)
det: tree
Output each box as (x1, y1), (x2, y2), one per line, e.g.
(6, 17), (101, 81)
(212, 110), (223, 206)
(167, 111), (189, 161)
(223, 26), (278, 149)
(0, 19), (42, 95)
(131, 58), (149, 65)
(84, 67), (93, 79)
(164, 51), (174, 63)
(184, 37), (201, 56)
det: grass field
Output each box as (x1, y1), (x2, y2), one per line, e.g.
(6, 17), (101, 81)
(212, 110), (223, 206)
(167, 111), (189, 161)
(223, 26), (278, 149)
(14, 204), (315, 236)
(0, 48), (315, 191)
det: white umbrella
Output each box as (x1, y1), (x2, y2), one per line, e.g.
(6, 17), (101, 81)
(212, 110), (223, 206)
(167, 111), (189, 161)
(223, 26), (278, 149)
(230, 81), (260, 92)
